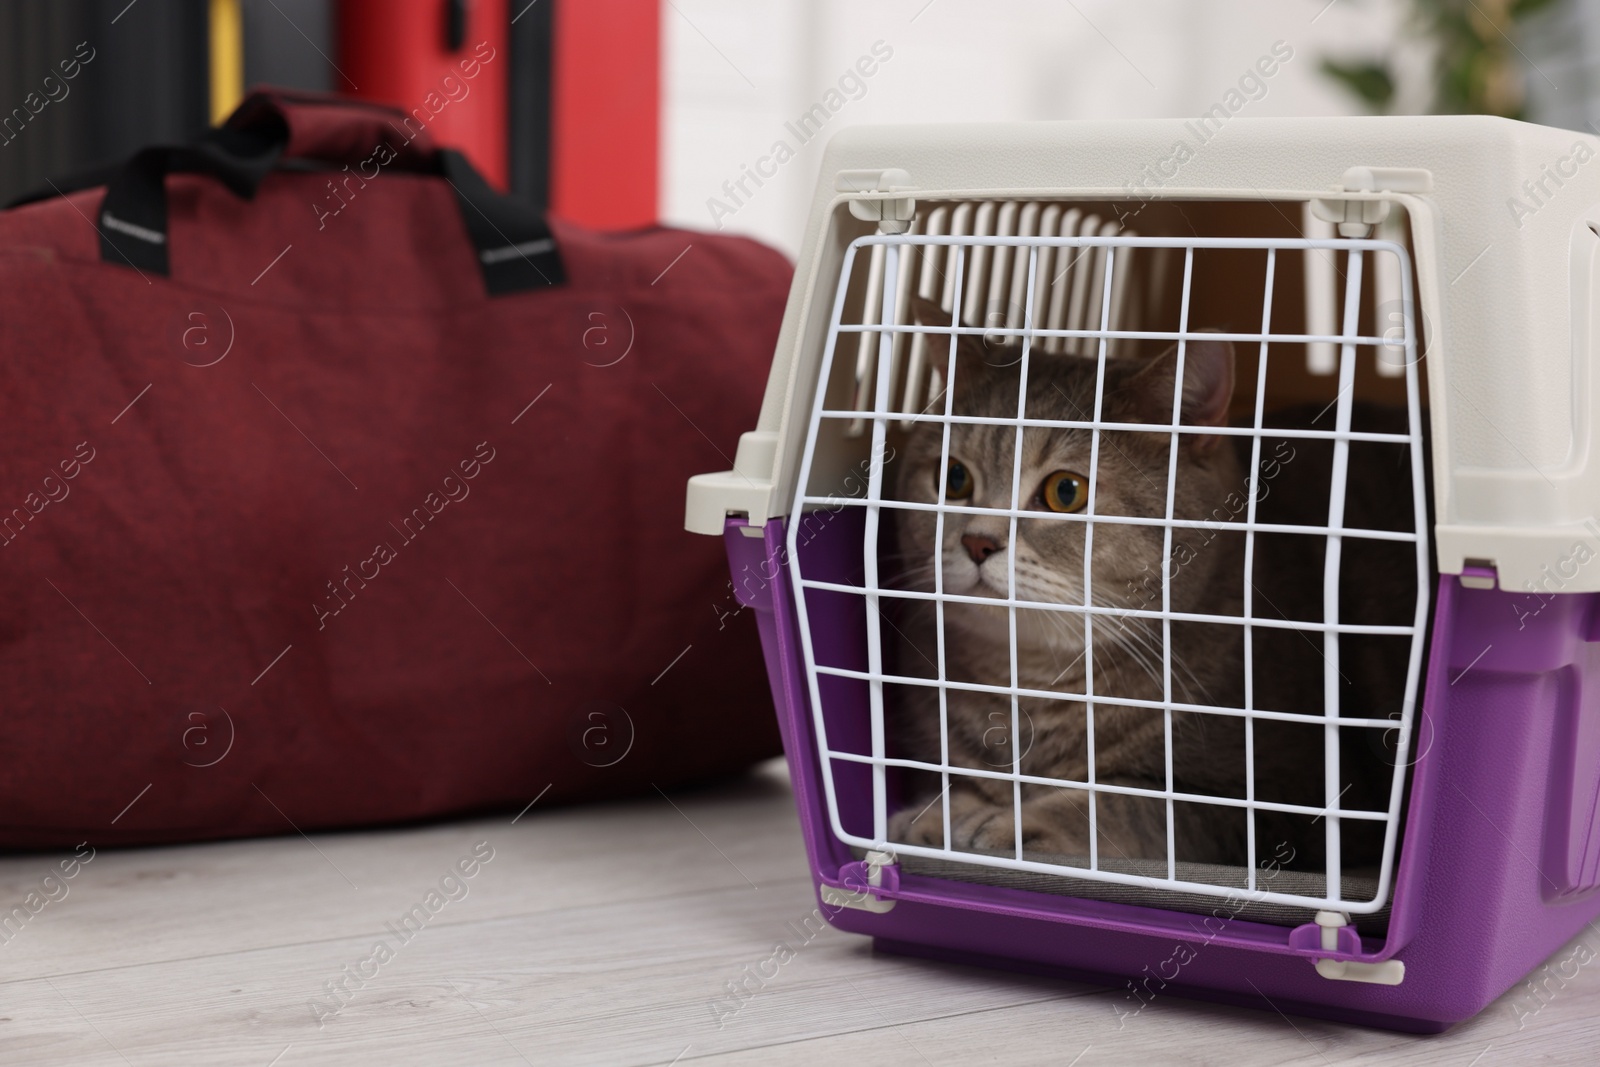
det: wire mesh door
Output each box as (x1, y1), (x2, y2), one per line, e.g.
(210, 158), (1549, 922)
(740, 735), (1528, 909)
(787, 219), (1430, 914)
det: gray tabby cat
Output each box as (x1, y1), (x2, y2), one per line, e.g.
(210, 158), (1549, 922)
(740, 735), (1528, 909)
(886, 298), (1409, 871)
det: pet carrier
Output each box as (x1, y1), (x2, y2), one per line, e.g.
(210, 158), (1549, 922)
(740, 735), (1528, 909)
(685, 116), (1600, 1032)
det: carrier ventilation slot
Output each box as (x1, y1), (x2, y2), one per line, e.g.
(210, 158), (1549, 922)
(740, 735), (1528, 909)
(849, 199), (1411, 439)
(847, 201), (1146, 434)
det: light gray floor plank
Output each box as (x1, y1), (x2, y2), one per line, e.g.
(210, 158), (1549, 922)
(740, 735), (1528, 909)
(2, 759), (1597, 1065)
(0, 770), (809, 980)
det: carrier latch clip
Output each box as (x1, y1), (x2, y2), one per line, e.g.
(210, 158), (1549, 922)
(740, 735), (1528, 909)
(1312, 166), (1432, 237)
(837, 169), (916, 234)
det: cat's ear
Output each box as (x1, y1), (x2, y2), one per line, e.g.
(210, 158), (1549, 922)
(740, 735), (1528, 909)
(907, 294), (955, 330)
(906, 295), (993, 366)
(1124, 334), (1236, 452)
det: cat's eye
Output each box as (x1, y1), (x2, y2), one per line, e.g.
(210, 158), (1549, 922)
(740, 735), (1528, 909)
(1040, 470), (1089, 513)
(945, 459), (975, 500)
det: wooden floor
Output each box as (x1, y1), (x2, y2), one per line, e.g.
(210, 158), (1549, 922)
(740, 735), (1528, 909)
(1, 759), (1595, 1066)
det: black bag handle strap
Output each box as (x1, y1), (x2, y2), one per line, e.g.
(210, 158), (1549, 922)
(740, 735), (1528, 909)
(2, 121), (287, 211)
(19, 90), (564, 295)
(435, 148), (564, 294)
(95, 121), (288, 277)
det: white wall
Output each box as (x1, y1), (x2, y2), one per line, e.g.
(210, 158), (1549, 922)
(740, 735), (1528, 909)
(1522, 0), (1600, 133)
(661, 0), (1416, 258)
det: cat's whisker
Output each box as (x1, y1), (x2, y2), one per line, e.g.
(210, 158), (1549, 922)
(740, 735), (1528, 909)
(1099, 600), (1213, 708)
(1087, 591), (1173, 698)
(1106, 626), (1164, 696)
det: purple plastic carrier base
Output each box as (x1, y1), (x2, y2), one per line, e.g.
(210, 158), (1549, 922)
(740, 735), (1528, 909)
(724, 513), (1600, 1033)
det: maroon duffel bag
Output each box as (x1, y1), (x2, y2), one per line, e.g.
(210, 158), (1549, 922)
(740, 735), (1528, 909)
(0, 89), (786, 847)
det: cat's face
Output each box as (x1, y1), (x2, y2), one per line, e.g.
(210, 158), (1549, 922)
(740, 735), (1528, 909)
(891, 320), (1239, 657)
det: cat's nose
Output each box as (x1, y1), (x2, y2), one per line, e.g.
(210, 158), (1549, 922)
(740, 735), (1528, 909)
(961, 533), (1002, 564)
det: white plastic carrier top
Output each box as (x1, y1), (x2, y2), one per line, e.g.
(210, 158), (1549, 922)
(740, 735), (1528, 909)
(686, 116), (1600, 595)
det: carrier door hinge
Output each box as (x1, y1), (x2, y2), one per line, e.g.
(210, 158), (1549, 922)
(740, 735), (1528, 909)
(1312, 166), (1432, 237)
(819, 849), (898, 913)
(836, 169), (916, 234)
(1295, 910), (1406, 985)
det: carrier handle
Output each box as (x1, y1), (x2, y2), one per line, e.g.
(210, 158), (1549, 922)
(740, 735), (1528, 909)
(32, 89), (563, 295)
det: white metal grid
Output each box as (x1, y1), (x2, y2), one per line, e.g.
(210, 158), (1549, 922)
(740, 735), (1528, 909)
(787, 221), (1430, 914)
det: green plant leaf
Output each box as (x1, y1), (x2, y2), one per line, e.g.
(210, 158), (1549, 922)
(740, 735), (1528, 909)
(1319, 58), (1397, 110)
(1511, 0), (1562, 18)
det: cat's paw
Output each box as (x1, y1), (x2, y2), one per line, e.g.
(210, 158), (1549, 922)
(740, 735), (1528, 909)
(888, 791), (1083, 855)
(887, 801), (947, 848)
(962, 808), (1090, 857)
(889, 788), (1011, 850)
(1015, 816), (1091, 858)
(959, 806), (1023, 850)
